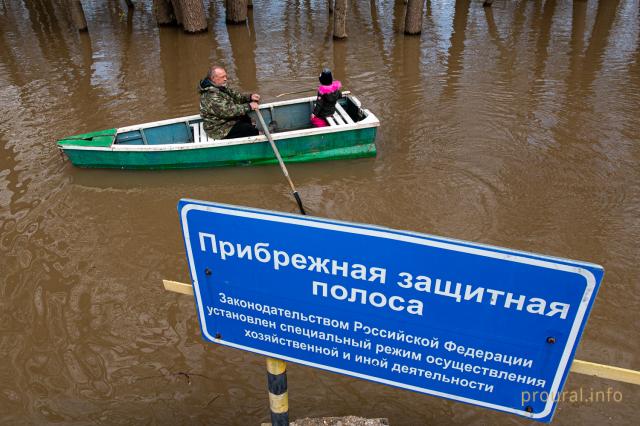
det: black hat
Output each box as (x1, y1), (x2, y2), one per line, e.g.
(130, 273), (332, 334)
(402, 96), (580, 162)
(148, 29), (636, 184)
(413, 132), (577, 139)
(319, 68), (333, 85)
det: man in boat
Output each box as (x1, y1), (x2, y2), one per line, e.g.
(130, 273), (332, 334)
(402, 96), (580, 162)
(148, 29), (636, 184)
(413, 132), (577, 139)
(199, 66), (261, 140)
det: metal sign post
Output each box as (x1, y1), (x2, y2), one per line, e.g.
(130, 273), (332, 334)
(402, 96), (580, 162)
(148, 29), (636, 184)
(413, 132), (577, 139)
(266, 358), (289, 425)
(178, 200), (604, 423)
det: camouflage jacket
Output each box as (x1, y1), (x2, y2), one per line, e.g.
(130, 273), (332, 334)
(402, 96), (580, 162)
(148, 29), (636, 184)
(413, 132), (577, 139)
(198, 78), (252, 140)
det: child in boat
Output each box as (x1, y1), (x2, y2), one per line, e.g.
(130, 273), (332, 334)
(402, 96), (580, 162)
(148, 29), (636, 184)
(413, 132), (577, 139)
(310, 68), (342, 127)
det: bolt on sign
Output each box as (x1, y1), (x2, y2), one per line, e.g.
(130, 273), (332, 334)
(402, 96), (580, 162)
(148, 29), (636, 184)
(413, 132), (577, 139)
(178, 200), (603, 422)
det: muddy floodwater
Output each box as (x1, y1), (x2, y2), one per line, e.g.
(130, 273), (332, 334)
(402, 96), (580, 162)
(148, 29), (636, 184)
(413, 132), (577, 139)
(1, 0), (638, 424)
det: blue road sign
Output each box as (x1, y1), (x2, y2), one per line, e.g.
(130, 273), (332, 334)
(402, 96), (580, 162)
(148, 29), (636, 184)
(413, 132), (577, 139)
(178, 200), (603, 422)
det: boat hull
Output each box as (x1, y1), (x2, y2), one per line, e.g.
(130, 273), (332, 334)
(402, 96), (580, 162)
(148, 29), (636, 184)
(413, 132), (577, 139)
(61, 127), (377, 170)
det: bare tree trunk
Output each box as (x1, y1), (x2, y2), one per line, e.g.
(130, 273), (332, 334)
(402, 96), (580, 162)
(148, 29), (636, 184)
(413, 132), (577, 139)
(170, 0), (184, 25)
(154, 0), (176, 25)
(327, 0), (334, 14)
(226, 0), (248, 24)
(333, 0), (347, 39)
(125, 0), (135, 8)
(404, 0), (423, 35)
(178, 0), (207, 32)
(483, 0), (494, 7)
(248, 0), (253, 8)
(67, 0), (88, 32)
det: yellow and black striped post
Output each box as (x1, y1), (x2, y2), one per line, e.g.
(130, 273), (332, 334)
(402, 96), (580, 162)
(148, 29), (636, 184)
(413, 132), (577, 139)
(266, 358), (289, 426)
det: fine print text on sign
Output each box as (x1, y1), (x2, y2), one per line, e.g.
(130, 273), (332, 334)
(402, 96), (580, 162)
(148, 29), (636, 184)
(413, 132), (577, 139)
(178, 200), (603, 422)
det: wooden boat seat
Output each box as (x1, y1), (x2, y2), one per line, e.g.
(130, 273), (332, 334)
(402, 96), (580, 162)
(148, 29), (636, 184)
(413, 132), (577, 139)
(191, 122), (214, 143)
(335, 103), (355, 125)
(325, 103), (355, 127)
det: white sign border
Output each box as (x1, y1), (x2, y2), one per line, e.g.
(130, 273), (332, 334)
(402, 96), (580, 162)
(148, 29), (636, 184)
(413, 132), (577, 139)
(180, 201), (598, 420)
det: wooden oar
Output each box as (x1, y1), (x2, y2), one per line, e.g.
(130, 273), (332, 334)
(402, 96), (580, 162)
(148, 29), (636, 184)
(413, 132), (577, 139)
(276, 88), (351, 98)
(254, 108), (306, 215)
(275, 89), (315, 98)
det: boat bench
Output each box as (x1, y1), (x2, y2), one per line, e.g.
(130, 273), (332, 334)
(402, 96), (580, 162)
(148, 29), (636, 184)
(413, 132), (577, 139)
(309, 101), (355, 127)
(190, 122), (214, 144)
(328, 103), (355, 127)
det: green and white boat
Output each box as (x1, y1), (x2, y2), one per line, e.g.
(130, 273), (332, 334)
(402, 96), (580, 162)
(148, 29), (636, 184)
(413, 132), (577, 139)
(57, 94), (379, 170)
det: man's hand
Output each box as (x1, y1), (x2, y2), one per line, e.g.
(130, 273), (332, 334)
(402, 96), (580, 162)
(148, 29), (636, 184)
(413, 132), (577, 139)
(250, 93), (261, 102)
(249, 102), (259, 111)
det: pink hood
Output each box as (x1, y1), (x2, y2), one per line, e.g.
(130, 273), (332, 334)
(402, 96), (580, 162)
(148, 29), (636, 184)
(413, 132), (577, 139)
(318, 80), (342, 95)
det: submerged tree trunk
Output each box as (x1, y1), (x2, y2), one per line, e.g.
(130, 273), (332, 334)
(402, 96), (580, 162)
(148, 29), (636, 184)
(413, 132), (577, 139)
(170, 0), (184, 25)
(154, 0), (176, 25)
(404, 0), (424, 35)
(178, 0), (207, 32)
(333, 0), (347, 38)
(226, 0), (248, 24)
(67, 0), (88, 32)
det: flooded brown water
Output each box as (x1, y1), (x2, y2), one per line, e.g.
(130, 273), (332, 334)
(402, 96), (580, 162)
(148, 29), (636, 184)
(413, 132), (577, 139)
(1, 0), (639, 424)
